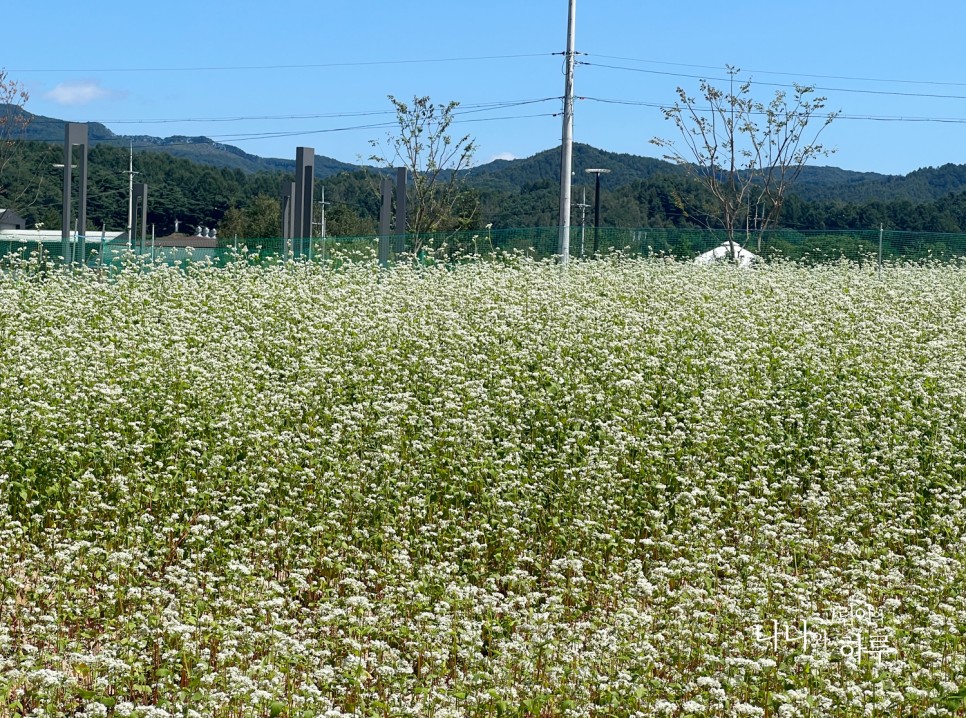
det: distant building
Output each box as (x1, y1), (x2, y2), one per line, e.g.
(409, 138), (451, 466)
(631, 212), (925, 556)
(0, 228), (128, 264)
(0, 209), (26, 231)
(695, 240), (760, 268)
(0, 228), (126, 244)
(0, 223), (226, 264)
(152, 233), (218, 249)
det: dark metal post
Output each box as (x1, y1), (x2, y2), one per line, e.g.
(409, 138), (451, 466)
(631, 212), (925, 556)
(585, 168), (610, 256)
(293, 147), (314, 258)
(62, 123), (89, 264)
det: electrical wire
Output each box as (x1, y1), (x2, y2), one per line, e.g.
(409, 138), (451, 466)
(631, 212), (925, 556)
(16, 44), (966, 162)
(586, 53), (966, 89)
(578, 61), (966, 101)
(16, 98), (561, 151)
(17, 108), (558, 152)
(84, 110), (397, 125)
(10, 53), (552, 74)
(177, 109), (557, 145)
(19, 98), (558, 128)
(582, 96), (966, 126)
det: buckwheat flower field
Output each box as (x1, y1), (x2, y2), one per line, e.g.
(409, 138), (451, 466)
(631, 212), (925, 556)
(1, 255), (965, 717)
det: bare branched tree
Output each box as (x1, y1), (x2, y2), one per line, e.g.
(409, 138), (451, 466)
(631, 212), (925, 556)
(0, 69), (32, 216)
(369, 95), (478, 247)
(652, 66), (839, 256)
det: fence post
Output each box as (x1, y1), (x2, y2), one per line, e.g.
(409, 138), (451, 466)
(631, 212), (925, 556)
(878, 223), (883, 277)
(378, 177), (392, 267)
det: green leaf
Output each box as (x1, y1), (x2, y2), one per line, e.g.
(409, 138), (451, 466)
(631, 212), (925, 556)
(943, 687), (966, 710)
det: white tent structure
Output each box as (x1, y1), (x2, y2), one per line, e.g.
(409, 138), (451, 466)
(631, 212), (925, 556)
(0, 229), (129, 264)
(0, 229), (126, 244)
(695, 240), (760, 268)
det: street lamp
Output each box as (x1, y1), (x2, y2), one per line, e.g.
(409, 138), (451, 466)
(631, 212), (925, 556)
(585, 168), (610, 255)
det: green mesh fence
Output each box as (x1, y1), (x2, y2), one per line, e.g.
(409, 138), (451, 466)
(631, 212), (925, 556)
(5, 228), (966, 269)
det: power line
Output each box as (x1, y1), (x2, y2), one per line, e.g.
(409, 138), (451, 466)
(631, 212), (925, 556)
(21, 92), (966, 155)
(582, 96), (966, 125)
(578, 61), (966, 102)
(17, 105), (559, 152)
(20, 98), (558, 128)
(84, 110), (397, 125)
(585, 53), (966, 89)
(581, 96), (665, 109)
(10, 53), (553, 74)
(173, 109), (557, 145)
(17, 42), (966, 171)
(448, 98), (561, 115)
(17, 92), (966, 153)
(836, 113), (966, 124)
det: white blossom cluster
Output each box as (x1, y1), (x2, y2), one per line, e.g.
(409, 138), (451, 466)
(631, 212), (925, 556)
(0, 256), (964, 717)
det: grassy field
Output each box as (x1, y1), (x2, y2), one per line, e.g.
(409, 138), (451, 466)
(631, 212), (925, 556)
(0, 256), (964, 717)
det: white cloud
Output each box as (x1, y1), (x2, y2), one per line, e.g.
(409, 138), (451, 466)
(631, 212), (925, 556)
(44, 80), (121, 106)
(484, 152), (517, 163)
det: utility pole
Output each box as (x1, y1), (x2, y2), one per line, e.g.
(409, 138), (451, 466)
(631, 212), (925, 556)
(320, 186), (330, 240)
(123, 144), (139, 250)
(311, 187), (332, 263)
(557, 0), (576, 264)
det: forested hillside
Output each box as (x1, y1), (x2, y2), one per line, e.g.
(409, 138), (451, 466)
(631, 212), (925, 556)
(0, 141), (379, 236)
(0, 105), (358, 176)
(10, 106), (966, 237)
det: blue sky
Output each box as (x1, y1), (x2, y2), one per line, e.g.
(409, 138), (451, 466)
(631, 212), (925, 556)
(7, 1), (966, 176)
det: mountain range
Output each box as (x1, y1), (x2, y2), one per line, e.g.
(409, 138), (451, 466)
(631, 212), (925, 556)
(4, 106), (358, 176)
(7, 104), (966, 206)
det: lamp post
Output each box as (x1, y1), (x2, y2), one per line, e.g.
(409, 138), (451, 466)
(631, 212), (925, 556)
(585, 168), (610, 255)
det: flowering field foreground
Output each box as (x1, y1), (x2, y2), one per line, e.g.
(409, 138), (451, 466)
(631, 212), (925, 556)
(1, 258), (965, 718)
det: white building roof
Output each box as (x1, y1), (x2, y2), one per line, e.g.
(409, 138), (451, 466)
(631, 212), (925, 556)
(0, 229), (126, 243)
(695, 241), (759, 268)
